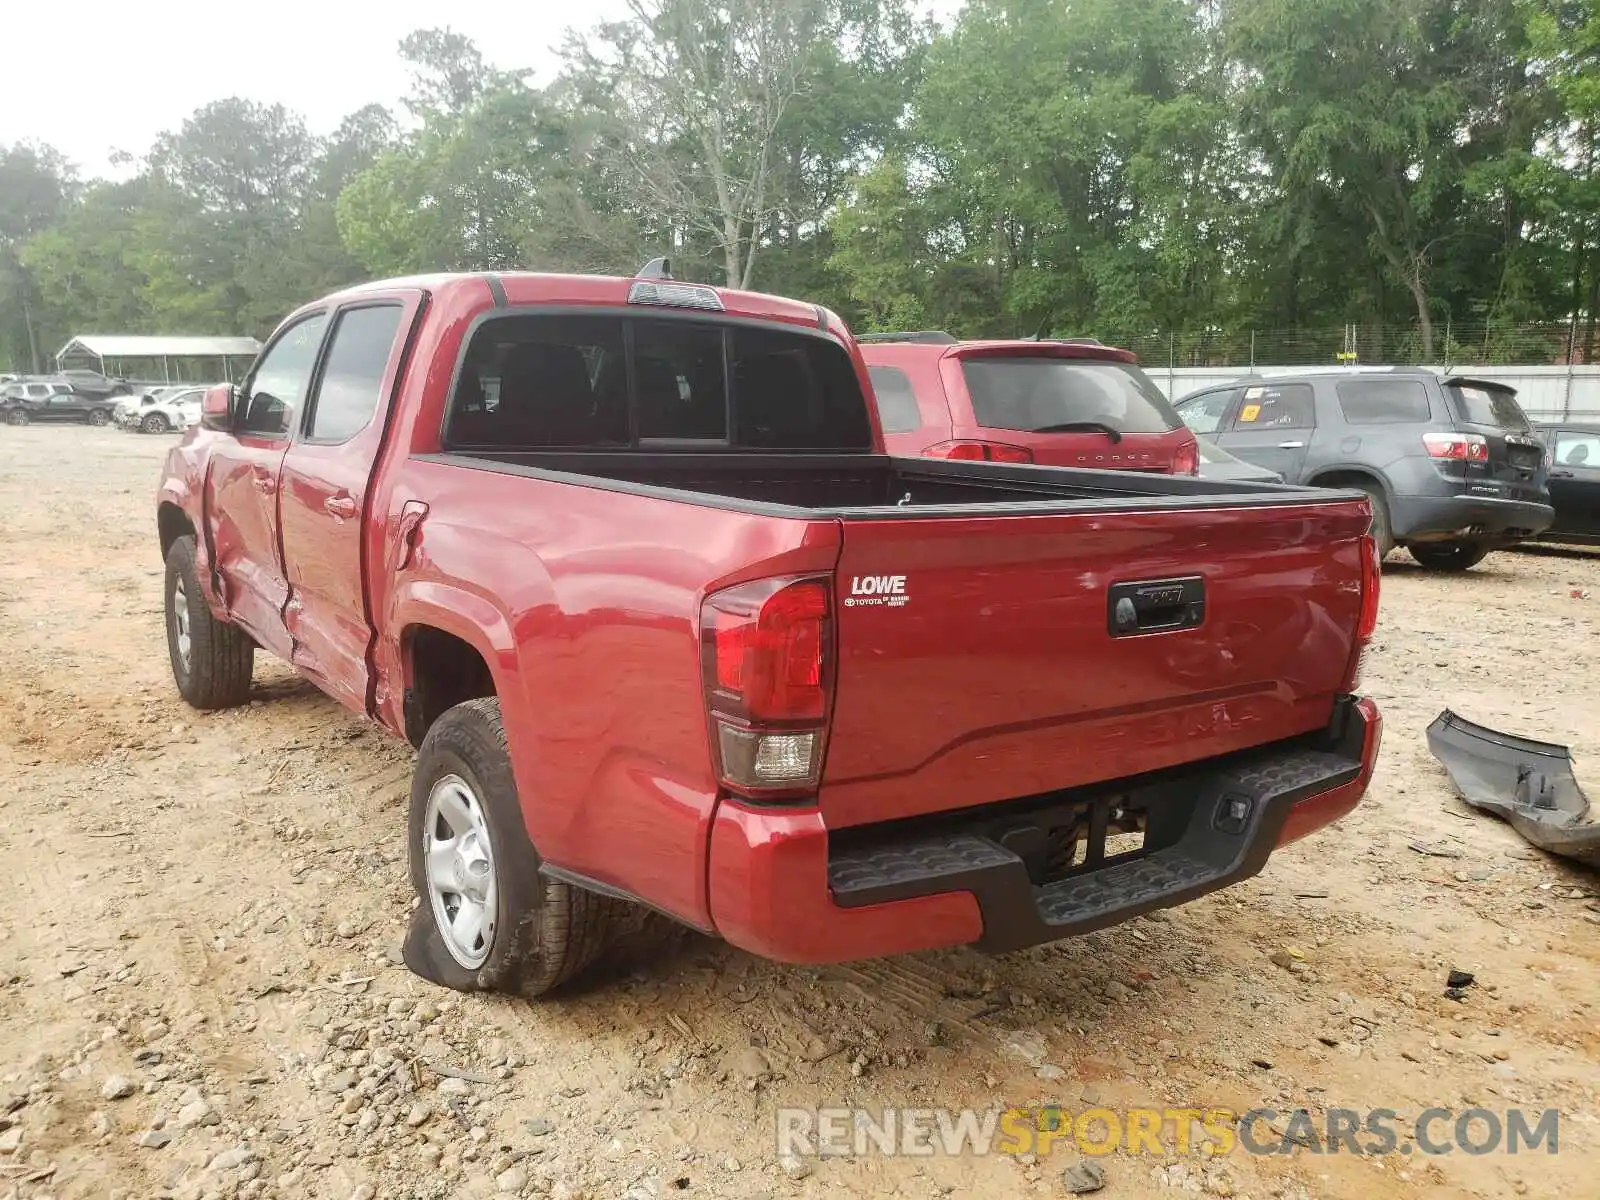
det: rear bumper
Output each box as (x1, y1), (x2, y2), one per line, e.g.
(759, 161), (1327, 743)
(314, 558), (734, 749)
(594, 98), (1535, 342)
(706, 697), (1381, 963)
(1391, 493), (1553, 543)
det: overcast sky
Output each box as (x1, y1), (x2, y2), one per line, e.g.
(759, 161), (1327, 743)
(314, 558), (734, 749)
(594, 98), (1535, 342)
(2, 1), (635, 177)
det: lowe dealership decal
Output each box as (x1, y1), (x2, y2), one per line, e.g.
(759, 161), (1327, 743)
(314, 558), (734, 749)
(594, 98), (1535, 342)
(845, 575), (909, 608)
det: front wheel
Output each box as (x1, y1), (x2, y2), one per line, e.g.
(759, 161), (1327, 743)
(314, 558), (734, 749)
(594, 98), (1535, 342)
(141, 412), (169, 434)
(6, 409), (28, 426)
(164, 535), (254, 708)
(1408, 540), (1492, 572)
(403, 698), (632, 996)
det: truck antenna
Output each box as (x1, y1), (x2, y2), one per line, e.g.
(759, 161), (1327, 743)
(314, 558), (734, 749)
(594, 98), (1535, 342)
(636, 257), (674, 281)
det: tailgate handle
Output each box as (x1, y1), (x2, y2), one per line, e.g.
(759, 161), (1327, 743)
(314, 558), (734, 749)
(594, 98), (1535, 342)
(1108, 576), (1206, 637)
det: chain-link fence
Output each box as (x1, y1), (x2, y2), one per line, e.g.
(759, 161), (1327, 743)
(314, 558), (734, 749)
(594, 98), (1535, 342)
(1110, 322), (1594, 370)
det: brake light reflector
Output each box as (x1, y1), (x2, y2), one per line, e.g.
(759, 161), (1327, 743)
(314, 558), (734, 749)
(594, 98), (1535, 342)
(628, 279), (726, 311)
(701, 576), (833, 797)
(923, 439), (1034, 463)
(1172, 437), (1199, 476)
(1422, 432), (1488, 461)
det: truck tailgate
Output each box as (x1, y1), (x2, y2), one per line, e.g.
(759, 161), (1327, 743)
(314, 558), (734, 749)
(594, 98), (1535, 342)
(821, 498), (1372, 828)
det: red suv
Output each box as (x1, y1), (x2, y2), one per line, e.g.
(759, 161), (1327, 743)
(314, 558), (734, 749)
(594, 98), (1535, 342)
(860, 332), (1200, 474)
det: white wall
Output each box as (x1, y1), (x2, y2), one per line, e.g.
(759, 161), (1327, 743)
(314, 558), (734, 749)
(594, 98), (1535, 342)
(1151, 364), (1600, 422)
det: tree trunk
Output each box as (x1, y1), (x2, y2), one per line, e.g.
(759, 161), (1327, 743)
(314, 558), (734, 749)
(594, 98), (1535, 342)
(1409, 270), (1435, 362)
(1583, 247), (1598, 363)
(723, 213), (742, 288)
(20, 284), (41, 375)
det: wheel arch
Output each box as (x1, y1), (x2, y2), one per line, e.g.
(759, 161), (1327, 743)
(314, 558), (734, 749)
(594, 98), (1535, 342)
(158, 501), (195, 563)
(1306, 465), (1394, 499)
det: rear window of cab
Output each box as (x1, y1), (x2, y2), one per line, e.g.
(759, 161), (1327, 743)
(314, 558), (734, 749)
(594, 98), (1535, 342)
(444, 312), (873, 451)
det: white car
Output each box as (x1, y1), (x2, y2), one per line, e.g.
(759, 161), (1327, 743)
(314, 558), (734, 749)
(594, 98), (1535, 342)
(119, 386), (206, 433)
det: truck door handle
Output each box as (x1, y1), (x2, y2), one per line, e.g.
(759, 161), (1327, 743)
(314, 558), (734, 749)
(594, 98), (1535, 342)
(1277, 440), (1306, 449)
(254, 476), (278, 495)
(324, 495), (358, 518)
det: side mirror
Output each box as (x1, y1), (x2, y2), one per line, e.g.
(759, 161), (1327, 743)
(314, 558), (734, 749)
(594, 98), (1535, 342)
(200, 384), (236, 432)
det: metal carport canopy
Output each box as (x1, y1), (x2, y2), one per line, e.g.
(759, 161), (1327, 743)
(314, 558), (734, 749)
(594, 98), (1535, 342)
(56, 335), (263, 362)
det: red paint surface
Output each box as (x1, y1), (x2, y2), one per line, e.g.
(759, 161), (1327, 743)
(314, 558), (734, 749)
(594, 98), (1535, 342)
(1276, 696), (1384, 847)
(706, 800), (985, 961)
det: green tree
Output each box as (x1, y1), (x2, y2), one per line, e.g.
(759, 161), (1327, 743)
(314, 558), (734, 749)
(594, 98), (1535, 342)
(0, 143), (75, 371)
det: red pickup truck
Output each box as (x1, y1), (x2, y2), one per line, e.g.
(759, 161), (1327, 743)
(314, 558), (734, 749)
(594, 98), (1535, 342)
(156, 267), (1383, 997)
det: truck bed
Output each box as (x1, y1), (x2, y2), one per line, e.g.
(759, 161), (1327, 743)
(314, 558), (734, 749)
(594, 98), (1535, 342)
(423, 449), (1331, 515)
(412, 447), (1373, 831)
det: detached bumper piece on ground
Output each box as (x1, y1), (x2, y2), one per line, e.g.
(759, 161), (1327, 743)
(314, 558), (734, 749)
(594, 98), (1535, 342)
(1426, 709), (1600, 868)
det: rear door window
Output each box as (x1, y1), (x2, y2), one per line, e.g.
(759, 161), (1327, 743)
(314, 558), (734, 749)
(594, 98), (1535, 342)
(1335, 378), (1433, 425)
(866, 366), (922, 433)
(1229, 383), (1315, 431)
(961, 357), (1182, 435)
(304, 304), (405, 442)
(1552, 431), (1600, 469)
(1445, 383), (1533, 432)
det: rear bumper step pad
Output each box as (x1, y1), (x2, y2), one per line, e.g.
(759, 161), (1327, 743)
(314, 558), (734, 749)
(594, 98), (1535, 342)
(828, 711), (1369, 953)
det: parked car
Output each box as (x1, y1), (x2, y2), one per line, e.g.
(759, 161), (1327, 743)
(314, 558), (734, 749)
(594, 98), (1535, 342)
(1172, 370), (1553, 570)
(118, 386), (206, 433)
(2, 380), (121, 426)
(155, 267), (1381, 997)
(1529, 422), (1600, 546)
(1196, 436), (1284, 483)
(57, 369), (133, 398)
(859, 331), (1200, 474)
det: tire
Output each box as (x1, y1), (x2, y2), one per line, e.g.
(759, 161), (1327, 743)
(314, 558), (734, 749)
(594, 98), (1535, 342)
(1355, 484), (1394, 559)
(403, 697), (632, 997)
(1408, 540), (1492, 572)
(141, 412), (170, 434)
(164, 535), (254, 709)
(7, 409), (27, 426)
(88, 408), (110, 426)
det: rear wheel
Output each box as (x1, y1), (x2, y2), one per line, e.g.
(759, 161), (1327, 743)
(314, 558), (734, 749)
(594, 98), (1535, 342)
(404, 697), (634, 996)
(164, 535), (254, 708)
(7, 409), (27, 426)
(87, 408), (110, 426)
(141, 412), (170, 434)
(1409, 540), (1492, 572)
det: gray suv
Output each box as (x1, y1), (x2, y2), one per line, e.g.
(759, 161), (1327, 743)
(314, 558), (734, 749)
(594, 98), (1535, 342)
(1173, 370), (1553, 570)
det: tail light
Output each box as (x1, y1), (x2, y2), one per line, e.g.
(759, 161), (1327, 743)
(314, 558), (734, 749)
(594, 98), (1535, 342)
(701, 576), (833, 799)
(1172, 437), (1200, 476)
(1340, 533), (1382, 692)
(923, 439), (1034, 464)
(1422, 432), (1488, 462)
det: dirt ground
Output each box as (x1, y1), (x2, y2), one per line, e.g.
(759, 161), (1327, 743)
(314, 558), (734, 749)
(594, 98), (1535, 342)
(0, 426), (1596, 1200)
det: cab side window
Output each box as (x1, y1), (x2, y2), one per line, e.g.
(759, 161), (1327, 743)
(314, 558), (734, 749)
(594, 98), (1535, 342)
(239, 313), (329, 437)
